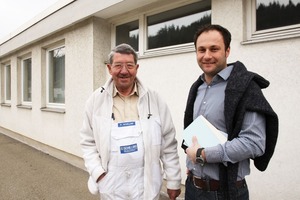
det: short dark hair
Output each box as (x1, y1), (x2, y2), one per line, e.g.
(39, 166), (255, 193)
(193, 24), (231, 50)
(108, 43), (138, 64)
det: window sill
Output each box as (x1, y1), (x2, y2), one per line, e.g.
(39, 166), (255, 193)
(139, 43), (195, 59)
(242, 27), (300, 45)
(17, 105), (32, 110)
(40, 107), (65, 114)
(1, 103), (11, 107)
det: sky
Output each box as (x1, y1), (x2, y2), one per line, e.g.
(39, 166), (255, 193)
(257, 0), (300, 5)
(0, 0), (59, 40)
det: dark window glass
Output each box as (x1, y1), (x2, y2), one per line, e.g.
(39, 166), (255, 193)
(5, 65), (11, 101)
(256, 0), (300, 31)
(116, 20), (139, 51)
(48, 46), (65, 104)
(23, 58), (32, 102)
(147, 1), (211, 49)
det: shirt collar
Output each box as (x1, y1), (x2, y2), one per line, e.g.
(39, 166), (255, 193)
(201, 65), (234, 84)
(113, 82), (139, 97)
(218, 65), (233, 80)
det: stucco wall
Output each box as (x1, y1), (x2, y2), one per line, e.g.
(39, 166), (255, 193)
(0, 18), (111, 168)
(137, 0), (300, 199)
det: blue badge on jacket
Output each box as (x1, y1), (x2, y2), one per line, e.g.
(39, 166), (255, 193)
(118, 121), (136, 127)
(120, 144), (138, 154)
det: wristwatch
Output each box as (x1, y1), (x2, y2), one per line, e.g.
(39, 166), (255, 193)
(196, 148), (205, 166)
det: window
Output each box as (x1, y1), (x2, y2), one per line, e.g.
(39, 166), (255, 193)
(5, 64), (11, 102)
(22, 58), (32, 104)
(256, 0), (300, 31)
(47, 46), (65, 106)
(0, 63), (11, 105)
(147, 1), (211, 50)
(244, 0), (300, 43)
(114, 0), (211, 56)
(116, 20), (139, 51)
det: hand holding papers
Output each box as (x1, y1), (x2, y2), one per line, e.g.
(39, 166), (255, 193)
(183, 115), (227, 147)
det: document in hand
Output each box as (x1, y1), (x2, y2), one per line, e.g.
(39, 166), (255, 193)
(183, 115), (227, 147)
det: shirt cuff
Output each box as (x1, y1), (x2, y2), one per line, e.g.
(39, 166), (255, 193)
(205, 144), (224, 163)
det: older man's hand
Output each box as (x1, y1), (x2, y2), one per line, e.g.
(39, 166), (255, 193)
(167, 188), (181, 200)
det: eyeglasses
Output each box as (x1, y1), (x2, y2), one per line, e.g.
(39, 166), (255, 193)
(111, 62), (136, 70)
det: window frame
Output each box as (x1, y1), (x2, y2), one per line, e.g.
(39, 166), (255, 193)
(4, 64), (12, 104)
(111, 0), (211, 58)
(243, 0), (300, 44)
(21, 57), (32, 106)
(46, 45), (66, 109)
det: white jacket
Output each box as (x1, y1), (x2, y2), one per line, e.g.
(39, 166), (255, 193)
(80, 78), (181, 199)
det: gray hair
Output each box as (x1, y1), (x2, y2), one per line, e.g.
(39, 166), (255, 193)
(108, 43), (138, 64)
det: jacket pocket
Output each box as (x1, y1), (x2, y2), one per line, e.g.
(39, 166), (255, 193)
(148, 117), (162, 146)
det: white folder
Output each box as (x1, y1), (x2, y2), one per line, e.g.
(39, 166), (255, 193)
(183, 115), (227, 147)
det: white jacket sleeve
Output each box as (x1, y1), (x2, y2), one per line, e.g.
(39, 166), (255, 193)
(156, 93), (182, 190)
(80, 94), (105, 184)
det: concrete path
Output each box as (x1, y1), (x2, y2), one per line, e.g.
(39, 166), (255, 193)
(0, 133), (98, 200)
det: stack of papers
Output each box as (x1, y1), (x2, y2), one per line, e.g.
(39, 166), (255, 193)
(183, 115), (227, 147)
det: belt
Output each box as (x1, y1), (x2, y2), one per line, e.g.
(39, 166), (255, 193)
(192, 174), (246, 191)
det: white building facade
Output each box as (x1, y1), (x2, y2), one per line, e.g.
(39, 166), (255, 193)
(1, 0), (300, 199)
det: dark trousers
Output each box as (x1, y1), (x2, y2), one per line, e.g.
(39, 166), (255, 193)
(185, 175), (249, 200)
